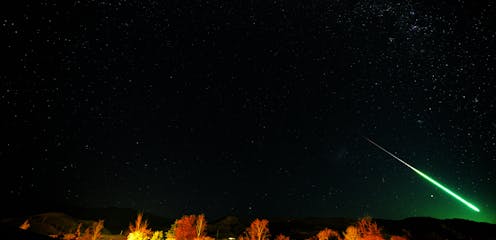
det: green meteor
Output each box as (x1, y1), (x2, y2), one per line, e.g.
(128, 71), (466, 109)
(364, 137), (480, 212)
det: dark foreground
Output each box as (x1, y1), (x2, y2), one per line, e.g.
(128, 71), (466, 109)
(1, 207), (495, 240)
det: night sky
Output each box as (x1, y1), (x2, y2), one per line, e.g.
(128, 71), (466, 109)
(2, 1), (495, 224)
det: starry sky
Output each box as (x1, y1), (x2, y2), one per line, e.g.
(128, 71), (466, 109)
(2, 0), (495, 224)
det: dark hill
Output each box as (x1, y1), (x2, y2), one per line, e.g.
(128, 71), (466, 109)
(376, 217), (496, 240)
(0, 224), (53, 240)
(59, 206), (174, 233)
(0, 205), (173, 235)
(0, 212), (112, 237)
(208, 215), (496, 240)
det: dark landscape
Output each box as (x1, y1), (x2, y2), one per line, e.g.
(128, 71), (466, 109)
(1, 206), (495, 240)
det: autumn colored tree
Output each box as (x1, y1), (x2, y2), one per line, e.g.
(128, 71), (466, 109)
(174, 214), (199, 240)
(128, 231), (151, 240)
(195, 214), (207, 239)
(150, 231), (165, 240)
(92, 220), (105, 240)
(275, 233), (290, 240)
(356, 216), (384, 240)
(168, 214), (210, 240)
(79, 220), (105, 240)
(317, 228), (332, 240)
(316, 228), (341, 240)
(60, 223), (82, 240)
(75, 223), (82, 238)
(318, 228), (341, 240)
(129, 212), (153, 235)
(166, 221), (177, 240)
(127, 212), (153, 240)
(241, 218), (270, 240)
(342, 226), (359, 240)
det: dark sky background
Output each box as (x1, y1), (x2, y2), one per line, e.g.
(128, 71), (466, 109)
(2, 1), (495, 224)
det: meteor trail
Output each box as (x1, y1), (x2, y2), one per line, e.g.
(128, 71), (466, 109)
(363, 137), (480, 212)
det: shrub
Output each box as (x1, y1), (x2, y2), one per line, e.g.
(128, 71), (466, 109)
(316, 228), (340, 240)
(19, 219), (30, 230)
(127, 212), (153, 240)
(356, 216), (384, 240)
(79, 220), (104, 240)
(151, 231), (165, 240)
(343, 226), (359, 240)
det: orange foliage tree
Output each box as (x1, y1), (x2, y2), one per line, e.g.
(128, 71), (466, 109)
(172, 214), (209, 240)
(127, 212), (153, 240)
(91, 220), (105, 240)
(316, 228), (341, 240)
(79, 220), (104, 240)
(175, 214), (197, 240)
(195, 214), (207, 239)
(342, 226), (359, 240)
(75, 223), (82, 238)
(129, 212), (152, 234)
(356, 216), (384, 240)
(241, 218), (270, 240)
(60, 223), (82, 240)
